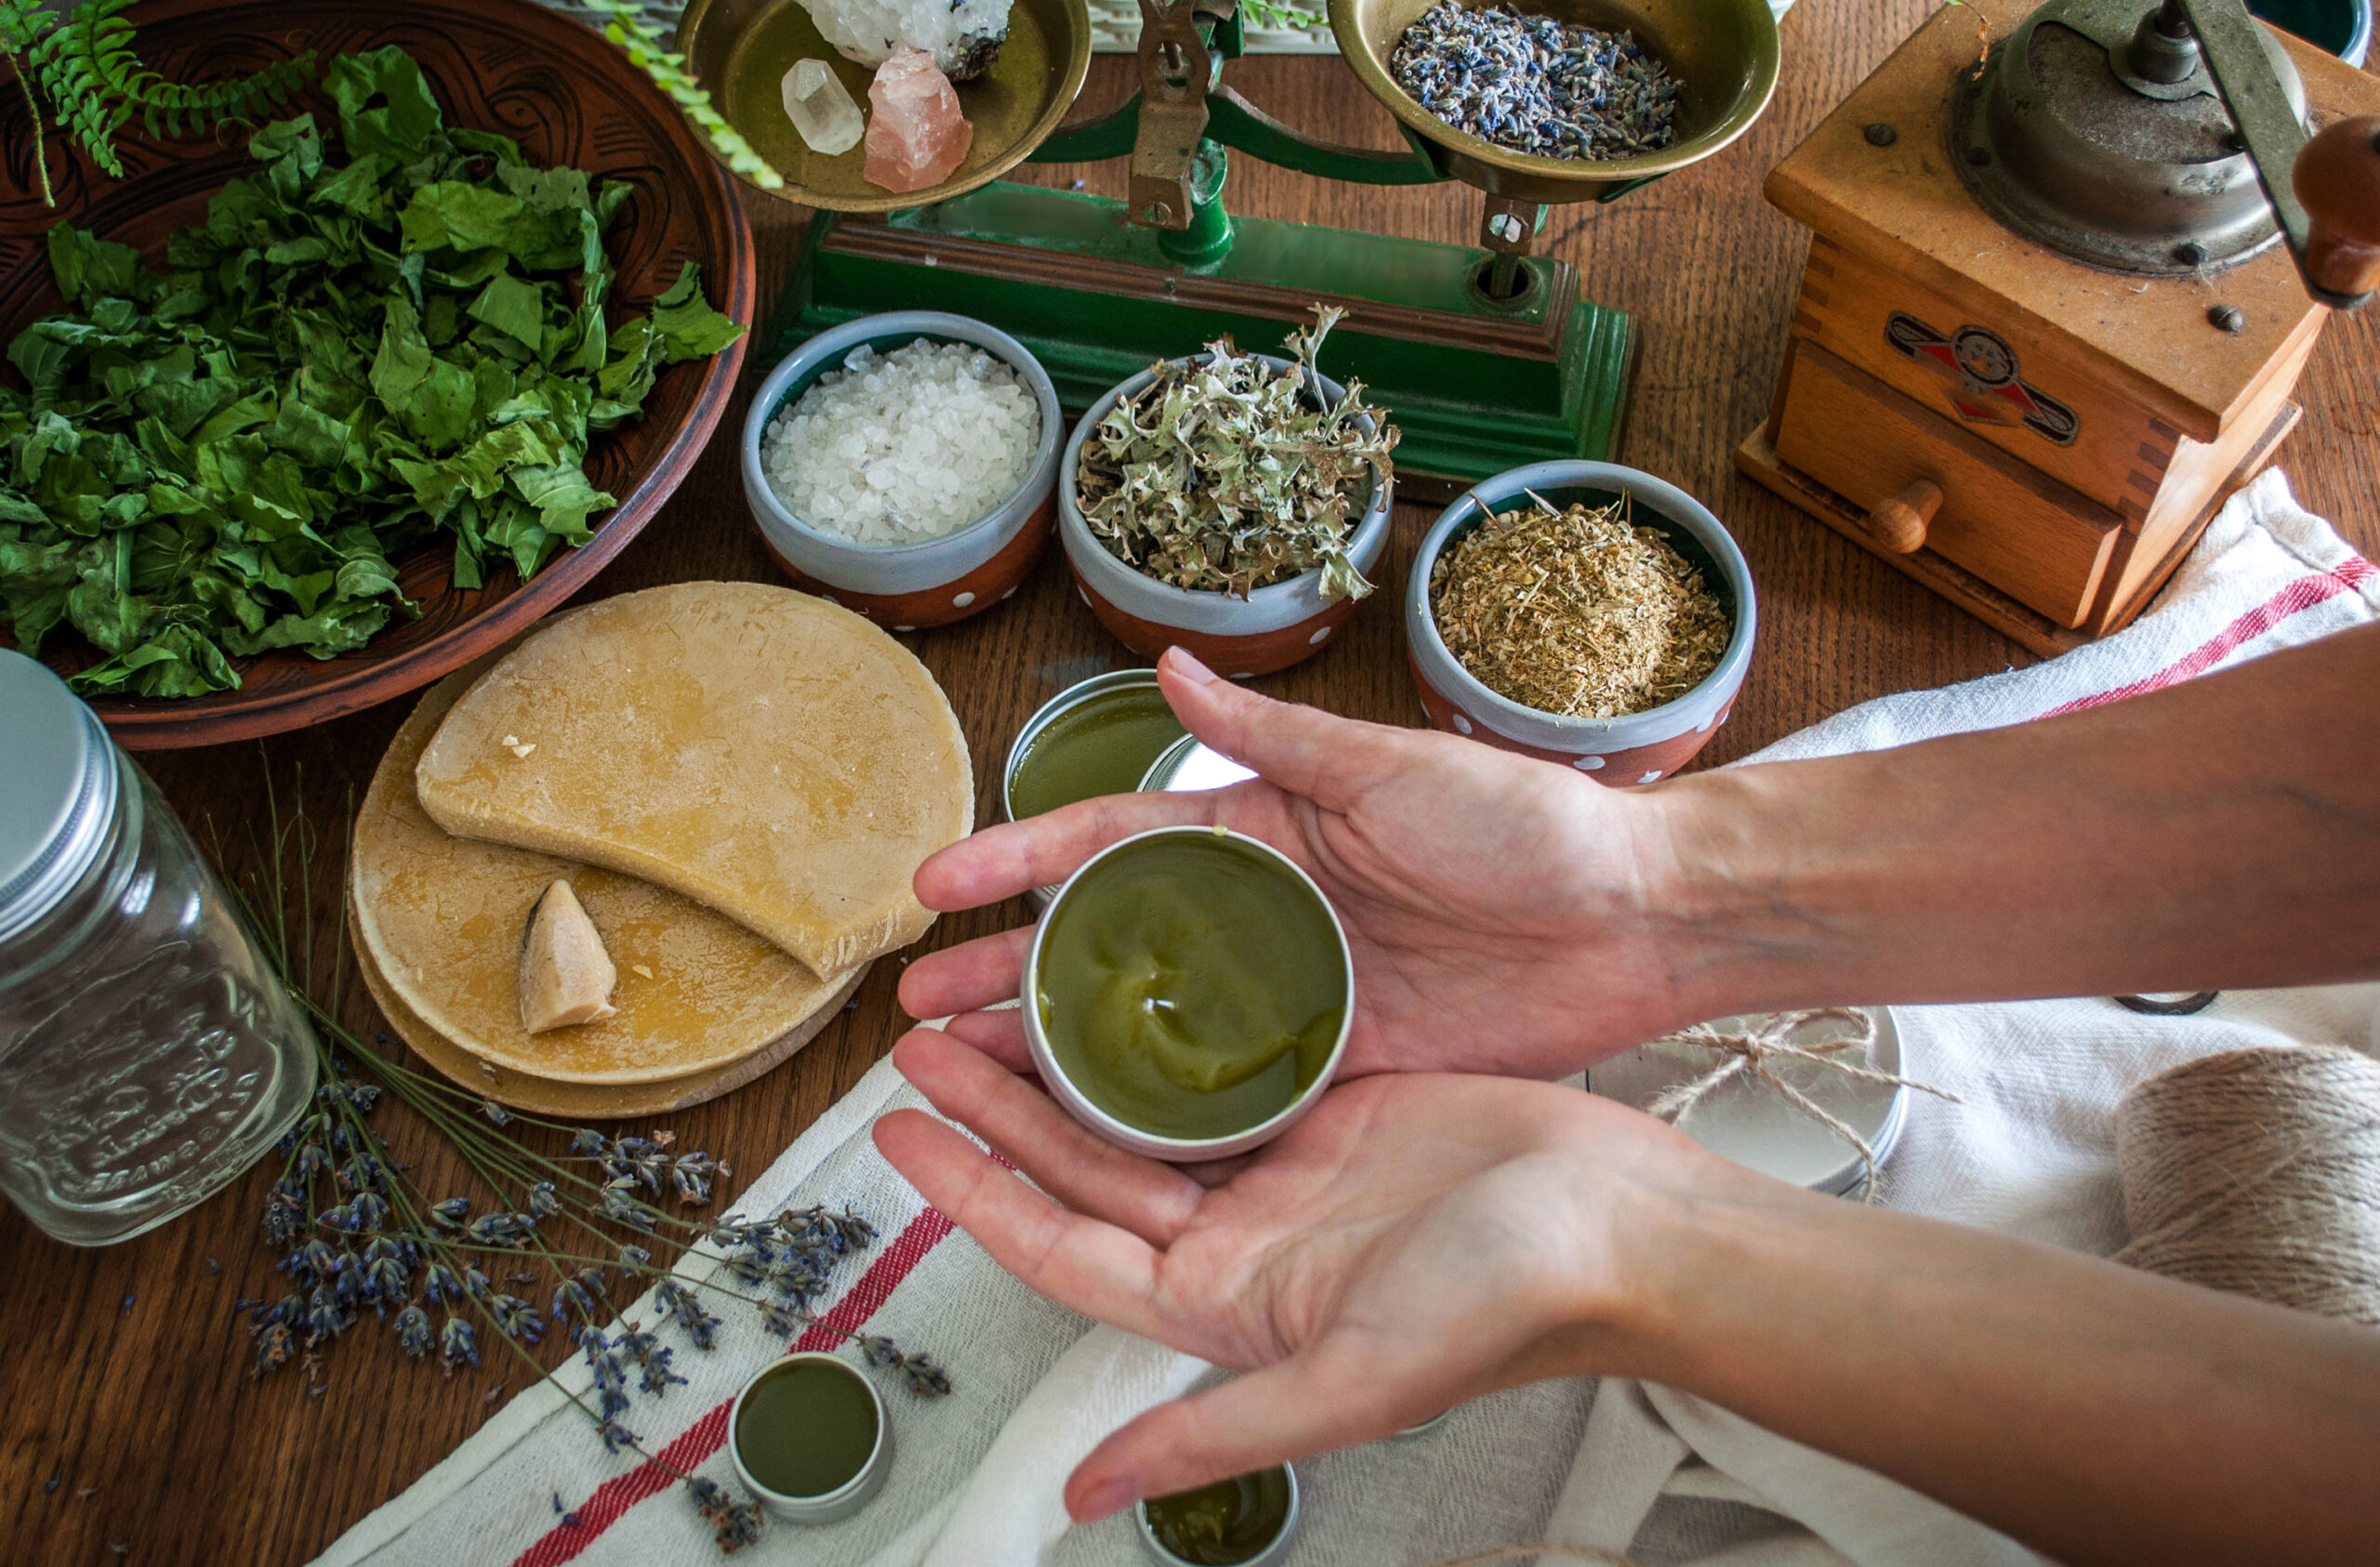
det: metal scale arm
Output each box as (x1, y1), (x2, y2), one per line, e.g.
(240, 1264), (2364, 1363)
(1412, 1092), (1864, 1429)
(1025, 0), (1648, 276)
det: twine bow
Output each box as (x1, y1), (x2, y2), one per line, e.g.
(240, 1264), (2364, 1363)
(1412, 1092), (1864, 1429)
(1646, 1007), (1962, 1202)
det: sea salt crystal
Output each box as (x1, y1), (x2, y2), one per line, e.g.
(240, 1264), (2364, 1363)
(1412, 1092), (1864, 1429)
(864, 48), (972, 193)
(761, 337), (1040, 545)
(799, 0), (1014, 80)
(781, 59), (865, 155)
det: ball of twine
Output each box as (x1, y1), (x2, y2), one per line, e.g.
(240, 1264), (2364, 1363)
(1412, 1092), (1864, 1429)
(2114, 1045), (2380, 1324)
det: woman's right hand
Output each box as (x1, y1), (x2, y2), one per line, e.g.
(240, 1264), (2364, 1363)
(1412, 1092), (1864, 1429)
(902, 647), (1702, 1082)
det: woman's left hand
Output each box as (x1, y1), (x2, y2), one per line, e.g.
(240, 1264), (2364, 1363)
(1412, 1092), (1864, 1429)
(871, 1028), (1720, 1521)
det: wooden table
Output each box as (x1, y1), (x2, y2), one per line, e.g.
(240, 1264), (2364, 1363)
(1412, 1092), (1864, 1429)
(8, 3), (2376, 1560)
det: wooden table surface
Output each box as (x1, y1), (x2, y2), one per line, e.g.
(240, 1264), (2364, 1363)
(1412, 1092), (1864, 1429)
(8, 2), (2377, 1560)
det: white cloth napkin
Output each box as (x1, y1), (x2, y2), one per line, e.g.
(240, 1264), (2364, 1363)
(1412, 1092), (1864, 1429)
(313, 469), (2378, 1567)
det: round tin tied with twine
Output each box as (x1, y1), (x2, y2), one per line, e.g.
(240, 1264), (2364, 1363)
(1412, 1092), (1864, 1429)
(1589, 1007), (1959, 1199)
(2116, 1045), (2380, 1324)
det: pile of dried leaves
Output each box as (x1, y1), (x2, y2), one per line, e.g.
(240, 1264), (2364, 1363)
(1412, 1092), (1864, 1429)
(1076, 305), (1395, 601)
(1431, 494), (1729, 718)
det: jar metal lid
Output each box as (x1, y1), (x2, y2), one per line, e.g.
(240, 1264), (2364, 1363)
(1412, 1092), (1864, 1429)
(1136, 1462), (1301, 1567)
(0, 650), (118, 944)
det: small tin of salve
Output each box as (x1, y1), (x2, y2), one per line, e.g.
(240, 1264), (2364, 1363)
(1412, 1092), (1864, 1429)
(727, 1352), (892, 1523)
(1003, 669), (1187, 909)
(1135, 1462), (1301, 1567)
(1588, 1007), (1909, 1197)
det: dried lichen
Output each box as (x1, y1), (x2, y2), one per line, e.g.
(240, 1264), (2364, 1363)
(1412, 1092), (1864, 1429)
(1076, 306), (1398, 602)
(1430, 494), (1730, 719)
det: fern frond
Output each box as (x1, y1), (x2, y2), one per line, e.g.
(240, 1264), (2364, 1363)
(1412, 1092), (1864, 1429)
(583, 0), (785, 191)
(29, 0), (315, 178)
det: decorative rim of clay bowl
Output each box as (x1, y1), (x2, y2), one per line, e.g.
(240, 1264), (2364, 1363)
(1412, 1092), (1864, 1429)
(741, 311), (1063, 603)
(1405, 460), (1757, 772)
(1057, 353), (1393, 649)
(1022, 825), (1355, 1164)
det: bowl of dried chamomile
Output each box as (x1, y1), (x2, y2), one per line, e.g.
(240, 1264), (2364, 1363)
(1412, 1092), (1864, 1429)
(1407, 460), (1756, 784)
(1057, 308), (1395, 678)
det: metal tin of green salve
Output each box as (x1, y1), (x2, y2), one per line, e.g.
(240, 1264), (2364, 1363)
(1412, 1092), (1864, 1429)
(1135, 1462), (1302, 1567)
(1003, 669), (1188, 908)
(727, 1352), (892, 1523)
(1024, 825), (1354, 1163)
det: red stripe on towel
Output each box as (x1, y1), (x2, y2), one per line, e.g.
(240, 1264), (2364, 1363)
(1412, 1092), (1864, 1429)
(2037, 556), (2375, 720)
(514, 1205), (956, 1567)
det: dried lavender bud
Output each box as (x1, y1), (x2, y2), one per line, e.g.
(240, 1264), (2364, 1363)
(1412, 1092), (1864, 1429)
(1077, 307), (1394, 603)
(1391, 1), (1679, 163)
(393, 1305), (434, 1357)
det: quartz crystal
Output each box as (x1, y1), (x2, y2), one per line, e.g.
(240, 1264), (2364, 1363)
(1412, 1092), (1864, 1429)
(798, 0), (1013, 80)
(780, 58), (865, 155)
(864, 48), (973, 193)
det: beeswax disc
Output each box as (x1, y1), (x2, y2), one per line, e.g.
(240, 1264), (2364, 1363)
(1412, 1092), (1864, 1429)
(349, 891), (866, 1118)
(353, 652), (859, 1085)
(414, 583), (973, 978)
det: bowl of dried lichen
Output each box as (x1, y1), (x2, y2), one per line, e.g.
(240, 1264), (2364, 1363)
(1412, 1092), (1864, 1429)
(1406, 460), (1755, 784)
(1058, 307), (1396, 678)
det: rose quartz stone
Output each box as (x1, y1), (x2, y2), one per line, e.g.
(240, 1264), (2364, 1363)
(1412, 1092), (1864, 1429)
(864, 47), (974, 193)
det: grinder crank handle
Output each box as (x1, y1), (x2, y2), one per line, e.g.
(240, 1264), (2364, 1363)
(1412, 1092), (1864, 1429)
(2174, 0), (2372, 310)
(2294, 117), (2380, 307)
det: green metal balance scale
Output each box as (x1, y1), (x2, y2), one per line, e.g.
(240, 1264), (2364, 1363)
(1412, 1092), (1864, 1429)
(678, 0), (1780, 490)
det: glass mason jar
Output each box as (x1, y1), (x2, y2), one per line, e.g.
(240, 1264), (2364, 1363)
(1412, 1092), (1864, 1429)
(0, 652), (317, 1245)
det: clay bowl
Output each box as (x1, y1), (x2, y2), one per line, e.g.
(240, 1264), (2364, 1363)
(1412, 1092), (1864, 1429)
(742, 311), (1062, 631)
(0, 0), (753, 749)
(1406, 460), (1756, 784)
(1058, 354), (1393, 678)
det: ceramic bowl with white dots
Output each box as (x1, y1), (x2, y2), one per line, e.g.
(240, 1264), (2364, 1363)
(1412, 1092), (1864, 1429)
(1056, 352), (1393, 678)
(1405, 460), (1757, 784)
(741, 311), (1062, 632)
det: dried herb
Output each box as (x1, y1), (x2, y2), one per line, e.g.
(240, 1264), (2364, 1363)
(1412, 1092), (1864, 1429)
(1391, 2), (1679, 164)
(1430, 494), (1728, 719)
(1076, 306), (1395, 602)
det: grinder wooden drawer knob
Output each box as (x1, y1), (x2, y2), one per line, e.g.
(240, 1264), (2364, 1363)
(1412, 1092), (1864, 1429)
(2296, 116), (2380, 302)
(1866, 480), (1941, 555)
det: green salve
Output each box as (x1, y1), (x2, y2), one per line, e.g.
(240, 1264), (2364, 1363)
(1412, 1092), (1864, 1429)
(734, 1359), (879, 1498)
(1007, 684), (1187, 820)
(1037, 833), (1345, 1140)
(1143, 1468), (1294, 1565)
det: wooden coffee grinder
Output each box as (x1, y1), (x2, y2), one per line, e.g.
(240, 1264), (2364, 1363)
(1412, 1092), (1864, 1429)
(1738, 0), (2380, 653)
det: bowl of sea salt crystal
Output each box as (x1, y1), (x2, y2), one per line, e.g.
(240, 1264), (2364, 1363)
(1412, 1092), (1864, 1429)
(743, 310), (1062, 630)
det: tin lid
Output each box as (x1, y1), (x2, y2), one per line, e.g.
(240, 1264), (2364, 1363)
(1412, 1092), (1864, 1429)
(1138, 735), (1257, 794)
(0, 650), (118, 943)
(1587, 1007), (1908, 1196)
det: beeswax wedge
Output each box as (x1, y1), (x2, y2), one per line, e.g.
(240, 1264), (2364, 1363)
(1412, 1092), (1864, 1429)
(355, 651), (856, 1084)
(415, 583), (972, 977)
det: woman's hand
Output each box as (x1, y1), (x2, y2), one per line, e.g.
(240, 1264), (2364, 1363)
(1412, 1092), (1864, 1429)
(903, 647), (1697, 1081)
(872, 1029), (1719, 1520)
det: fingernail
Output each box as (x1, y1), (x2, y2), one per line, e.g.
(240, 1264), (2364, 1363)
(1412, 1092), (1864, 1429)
(1073, 1476), (1140, 1521)
(1165, 647), (1219, 685)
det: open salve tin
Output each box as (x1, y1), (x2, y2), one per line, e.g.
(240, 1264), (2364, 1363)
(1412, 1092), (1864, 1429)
(727, 1352), (892, 1523)
(1137, 1463), (1301, 1567)
(1025, 825), (1354, 1162)
(1003, 670), (1189, 907)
